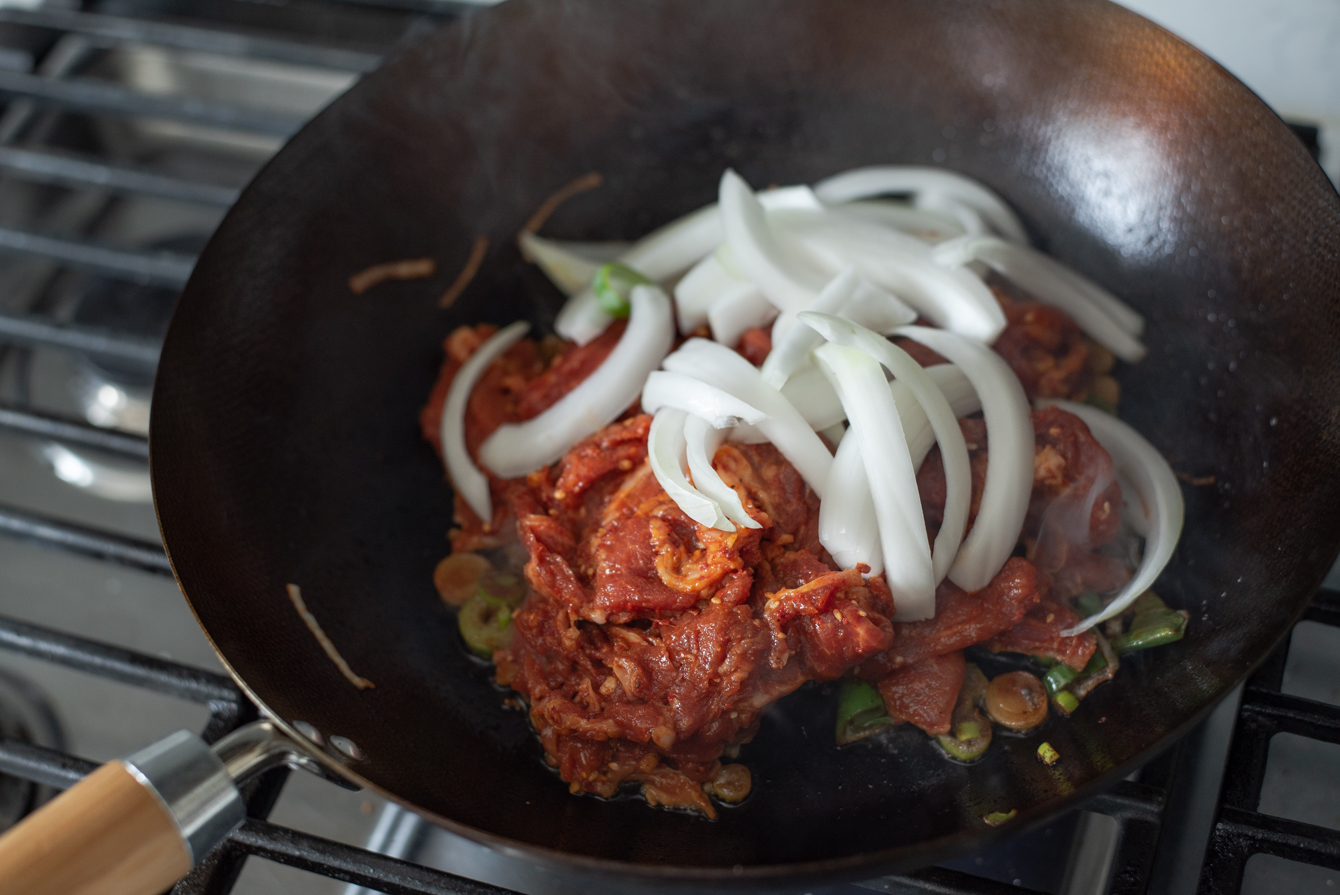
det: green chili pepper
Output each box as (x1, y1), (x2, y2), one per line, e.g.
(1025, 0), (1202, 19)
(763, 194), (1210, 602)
(983, 809), (1018, 827)
(458, 592), (514, 658)
(1053, 690), (1081, 715)
(592, 262), (652, 318)
(1044, 662), (1080, 696)
(1112, 608), (1188, 654)
(938, 732), (992, 762)
(835, 679), (892, 744)
(1037, 742), (1060, 766)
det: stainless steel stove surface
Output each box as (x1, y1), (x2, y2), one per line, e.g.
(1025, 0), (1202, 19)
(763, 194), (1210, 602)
(0, 3), (1336, 895)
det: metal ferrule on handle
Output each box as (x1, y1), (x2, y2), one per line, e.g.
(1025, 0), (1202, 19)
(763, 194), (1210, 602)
(0, 720), (319, 895)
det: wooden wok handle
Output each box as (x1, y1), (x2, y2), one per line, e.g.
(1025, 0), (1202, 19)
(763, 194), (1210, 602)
(0, 760), (191, 895)
(0, 730), (248, 895)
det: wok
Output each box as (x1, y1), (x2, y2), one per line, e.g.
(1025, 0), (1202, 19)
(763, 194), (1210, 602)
(2, 0), (1339, 892)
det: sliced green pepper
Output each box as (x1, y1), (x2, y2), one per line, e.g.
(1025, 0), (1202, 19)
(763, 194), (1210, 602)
(1111, 591), (1189, 654)
(936, 663), (992, 762)
(835, 679), (892, 744)
(458, 591), (514, 658)
(592, 262), (652, 318)
(1044, 662), (1080, 696)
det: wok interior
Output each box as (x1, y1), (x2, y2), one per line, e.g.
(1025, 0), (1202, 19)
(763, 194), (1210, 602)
(150, 0), (1340, 881)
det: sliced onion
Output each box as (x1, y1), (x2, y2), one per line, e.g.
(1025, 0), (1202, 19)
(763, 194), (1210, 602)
(674, 253), (741, 333)
(709, 283), (779, 347)
(780, 362), (846, 431)
(896, 325), (1033, 592)
(779, 213), (1006, 343)
(813, 166), (1028, 244)
(661, 338), (833, 496)
(481, 285), (673, 477)
(1035, 251), (1145, 337)
(518, 232), (628, 296)
(836, 199), (967, 243)
(553, 288), (615, 347)
(649, 408), (732, 531)
(760, 267), (862, 388)
(641, 370), (769, 429)
(813, 342), (934, 619)
(440, 320), (530, 522)
(719, 169), (827, 313)
(803, 314), (970, 585)
(917, 193), (990, 237)
(1043, 400), (1185, 636)
(683, 414), (761, 530)
(819, 431), (883, 577)
(933, 236), (1147, 362)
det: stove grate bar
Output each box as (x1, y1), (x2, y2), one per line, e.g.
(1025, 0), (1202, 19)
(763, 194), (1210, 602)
(873, 866), (1052, 894)
(0, 613), (236, 704)
(0, 68), (306, 137)
(0, 309), (161, 367)
(1197, 587), (1340, 894)
(0, 737), (97, 789)
(0, 403), (149, 459)
(0, 226), (195, 287)
(0, 145), (241, 206)
(228, 818), (527, 895)
(0, 8), (384, 73)
(0, 502), (170, 574)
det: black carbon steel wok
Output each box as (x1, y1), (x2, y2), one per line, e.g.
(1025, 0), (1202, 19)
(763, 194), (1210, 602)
(149, 0), (1340, 886)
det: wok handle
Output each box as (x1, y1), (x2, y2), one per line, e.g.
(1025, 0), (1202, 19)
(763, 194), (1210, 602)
(0, 730), (246, 895)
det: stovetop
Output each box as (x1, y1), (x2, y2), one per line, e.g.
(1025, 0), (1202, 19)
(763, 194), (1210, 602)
(0, 3), (1335, 894)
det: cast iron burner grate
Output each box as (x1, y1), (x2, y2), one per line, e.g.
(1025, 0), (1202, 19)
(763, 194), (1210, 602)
(0, 3), (1333, 894)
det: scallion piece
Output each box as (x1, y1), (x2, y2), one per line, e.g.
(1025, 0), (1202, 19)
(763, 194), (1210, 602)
(936, 663), (992, 762)
(835, 679), (892, 744)
(1037, 742), (1060, 766)
(458, 592), (514, 659)
(1053, 690), (1080, 715)
(983, 809), (1018, 827)
(592, 261), (652, 317)
(1044, 663), (1080, 697)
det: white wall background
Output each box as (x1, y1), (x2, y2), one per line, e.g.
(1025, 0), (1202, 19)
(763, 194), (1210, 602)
(1116, 0), (1340, 183)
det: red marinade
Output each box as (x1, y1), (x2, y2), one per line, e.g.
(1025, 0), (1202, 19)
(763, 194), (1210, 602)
(424, 285), (1129, 814)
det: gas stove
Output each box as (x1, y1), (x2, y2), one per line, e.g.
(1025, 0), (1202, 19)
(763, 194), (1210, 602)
(0, 3), (1335, 894)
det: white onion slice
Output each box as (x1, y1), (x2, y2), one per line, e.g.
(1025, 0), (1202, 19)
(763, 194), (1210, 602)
(813, 166), (1028, 245)
(779, 214), (1006, 343)
(813, 342), (934, 619)
(719, 169), (827, 313)
(780, 362), (847, 431)
(649, 408), (732, 531)
(899, 365), (982, 467)
(836, 200), (967, 243)
(480, 285), (673, 477)
(553, 288), (615, 347)
(918, 193), (990, 237)
(683, 414), (761, 530)
(760, 267), (862, 388)
(641, 370), (769, 429)
(819, 431), (883, 577)
(803, 314), (970, 585)
(1042, 400), (1185, 636)
(896, 325), (1033, 592)
(661, 338), (833, 496)
(674, 253), (746, 334)
(709, 284), (779, 347)
(840, 278), (919, 336)
(933, 236), (1147, 362)
(518, 233), (628, 296)
(440, 320), (530, 522)
(1039, 253), (1145, 337)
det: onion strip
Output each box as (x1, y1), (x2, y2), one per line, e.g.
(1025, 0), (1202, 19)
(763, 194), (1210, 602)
(813, 166), (1028, 245)
(683, 414), (761, 530)
(440, 320), (530, 522)
(896, 325), (1033, 592)
(1043, 400), (1185, 636)
(480, 285), (673, 477)
(803, 314), (970, 584)
(641, 370), (770, 429)
(819, 431), (883, 577)
(708, 284), (779, 348)
(649, 408), (732, 531)
(661, 338), (832, 496)
(814, 342), (934, 619)
(719, 169), (826, 313)
(933, 236), (1146, 362)
(518, 232), (628, 296)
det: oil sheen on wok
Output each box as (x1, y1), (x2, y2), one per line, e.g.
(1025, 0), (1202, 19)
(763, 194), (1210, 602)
(412, 167), (1187, 819)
